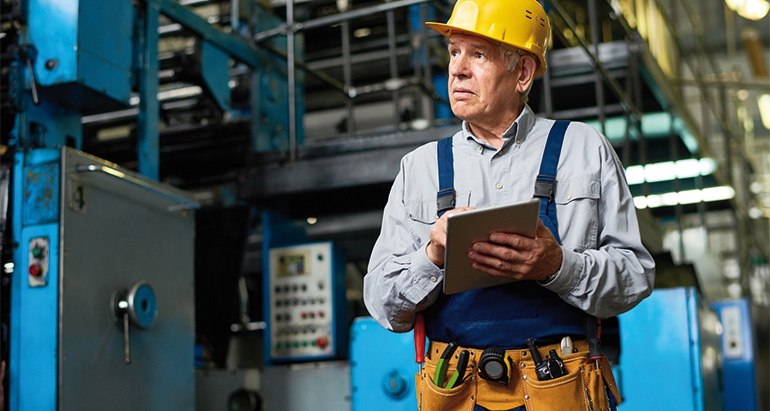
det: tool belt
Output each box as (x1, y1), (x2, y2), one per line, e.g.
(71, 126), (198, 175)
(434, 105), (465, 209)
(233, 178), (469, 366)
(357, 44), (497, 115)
(416, 339), (621, 411)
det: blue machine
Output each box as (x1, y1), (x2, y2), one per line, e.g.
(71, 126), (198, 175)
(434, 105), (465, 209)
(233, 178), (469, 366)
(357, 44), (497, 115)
(617, 287), (723, 411)
(10, 147), (198, 410)
(350, 317), (419, 410)
(25, 0), (133, 111)
(712, 299), (760, 410)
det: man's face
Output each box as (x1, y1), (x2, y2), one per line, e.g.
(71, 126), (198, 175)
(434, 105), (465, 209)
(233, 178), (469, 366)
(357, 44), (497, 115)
(447, 34), (522, 129)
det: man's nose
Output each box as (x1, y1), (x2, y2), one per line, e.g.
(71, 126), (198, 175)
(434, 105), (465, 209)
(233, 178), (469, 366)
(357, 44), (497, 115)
(449, 54), (470, 78)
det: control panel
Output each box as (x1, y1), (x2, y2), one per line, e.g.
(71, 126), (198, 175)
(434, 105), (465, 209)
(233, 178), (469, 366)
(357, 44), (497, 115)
(720, 305), (743, 359)
(28, 236), (49, 287)
(266, 242), (347, 362)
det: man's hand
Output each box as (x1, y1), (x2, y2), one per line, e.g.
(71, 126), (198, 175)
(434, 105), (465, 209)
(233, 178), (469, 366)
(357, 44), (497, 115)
(426, 207), (475, 267)
(467, 219), (562, 281)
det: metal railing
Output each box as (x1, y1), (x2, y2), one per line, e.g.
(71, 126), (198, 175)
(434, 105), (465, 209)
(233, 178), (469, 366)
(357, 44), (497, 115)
(253, 0), (442, 161)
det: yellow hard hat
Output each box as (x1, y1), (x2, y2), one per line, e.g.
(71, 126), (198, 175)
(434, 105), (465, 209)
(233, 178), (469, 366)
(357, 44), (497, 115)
(426, 0), (551, 77)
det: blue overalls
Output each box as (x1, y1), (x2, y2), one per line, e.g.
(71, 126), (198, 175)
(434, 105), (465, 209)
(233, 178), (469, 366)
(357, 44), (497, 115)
(426, 121), (617, 411)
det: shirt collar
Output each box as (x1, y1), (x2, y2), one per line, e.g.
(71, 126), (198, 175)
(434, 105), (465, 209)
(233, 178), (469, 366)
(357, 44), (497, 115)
(461, 104), (536, 148)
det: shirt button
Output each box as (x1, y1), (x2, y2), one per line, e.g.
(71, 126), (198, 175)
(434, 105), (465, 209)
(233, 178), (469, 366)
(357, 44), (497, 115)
(516, 139), (521, 144)
(430, 276), (437, 282)
(567, 195), (572, 201)
(496, 183), (503, 189)
(477, 145), (483, 152)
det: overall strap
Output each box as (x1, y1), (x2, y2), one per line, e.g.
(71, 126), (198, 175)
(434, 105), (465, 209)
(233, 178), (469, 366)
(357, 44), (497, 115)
(533, 120), (603, 348)
(533, 120), (570, 244)
(436, 136), (455, 217)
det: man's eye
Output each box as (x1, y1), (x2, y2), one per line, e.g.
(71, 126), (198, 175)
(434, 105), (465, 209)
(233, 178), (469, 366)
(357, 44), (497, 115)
(475, 52), (486, 59)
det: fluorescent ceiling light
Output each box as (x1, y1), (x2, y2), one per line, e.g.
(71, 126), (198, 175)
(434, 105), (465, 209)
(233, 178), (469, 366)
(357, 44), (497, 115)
(725, 0), (770, 20)
(741, 0), (770, 19)
(633, 186), (735, 209)
(625, 158), (717, 185)
(702, 186), (736, 202)
(759, 94), (770, 130)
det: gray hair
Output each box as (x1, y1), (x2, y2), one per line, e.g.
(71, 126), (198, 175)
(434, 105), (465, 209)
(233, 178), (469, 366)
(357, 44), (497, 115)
(499, 46), (533, 104)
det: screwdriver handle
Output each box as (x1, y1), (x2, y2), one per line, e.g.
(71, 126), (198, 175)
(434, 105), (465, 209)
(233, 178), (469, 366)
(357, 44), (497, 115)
(414, 313), (426, 364)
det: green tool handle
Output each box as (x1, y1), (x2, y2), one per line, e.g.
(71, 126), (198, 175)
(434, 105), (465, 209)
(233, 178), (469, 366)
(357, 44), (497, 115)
(444, 350), (469, 389)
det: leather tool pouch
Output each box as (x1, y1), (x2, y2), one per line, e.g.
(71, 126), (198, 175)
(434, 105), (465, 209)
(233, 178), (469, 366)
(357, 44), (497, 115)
(415, 353), (477, 411)
(416, 345), (622, 411)
(522, 354), (621, 411)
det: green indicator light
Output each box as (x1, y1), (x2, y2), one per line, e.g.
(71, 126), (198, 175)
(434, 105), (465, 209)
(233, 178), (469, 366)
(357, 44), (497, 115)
(32, 248), (41, 258)
(311, 340), (316, 346)
(302, 341), (308, 347)
(293, 342), (299, 348)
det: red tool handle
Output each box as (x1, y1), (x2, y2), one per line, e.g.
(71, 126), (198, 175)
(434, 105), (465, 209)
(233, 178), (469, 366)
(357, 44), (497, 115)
(414, 313), (426, 364)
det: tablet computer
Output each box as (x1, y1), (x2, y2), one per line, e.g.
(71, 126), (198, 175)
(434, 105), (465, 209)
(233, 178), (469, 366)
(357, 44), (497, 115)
(443, 198), (540, 295)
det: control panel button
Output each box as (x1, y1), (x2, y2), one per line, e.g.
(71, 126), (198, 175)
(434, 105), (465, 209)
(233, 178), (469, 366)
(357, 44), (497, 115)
(28, 263), (41, 277)
(28, 236), (50, 287)
(315, 336), (329, 349)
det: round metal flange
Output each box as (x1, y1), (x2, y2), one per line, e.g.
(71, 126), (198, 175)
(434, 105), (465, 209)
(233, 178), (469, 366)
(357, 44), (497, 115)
(127, 281), (158, 329)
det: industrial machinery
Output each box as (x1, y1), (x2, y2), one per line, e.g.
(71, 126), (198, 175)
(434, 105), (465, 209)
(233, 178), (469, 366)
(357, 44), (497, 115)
(617, 287), (723, 411)
(712, 298), (761, 410)
(265, 241), (348, 363)
(349, 316), (418, 411)
(10, 147), (198, 410)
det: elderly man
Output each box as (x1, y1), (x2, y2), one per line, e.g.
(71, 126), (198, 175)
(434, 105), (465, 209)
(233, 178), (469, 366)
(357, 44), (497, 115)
(363, 0), (655, 409)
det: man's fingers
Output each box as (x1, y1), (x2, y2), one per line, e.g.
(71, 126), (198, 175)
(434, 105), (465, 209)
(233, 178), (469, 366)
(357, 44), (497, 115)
(441, 206), (475, 218)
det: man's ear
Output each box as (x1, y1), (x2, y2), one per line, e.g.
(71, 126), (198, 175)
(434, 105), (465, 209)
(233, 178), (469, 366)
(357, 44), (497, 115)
(517, 55), (537, 94)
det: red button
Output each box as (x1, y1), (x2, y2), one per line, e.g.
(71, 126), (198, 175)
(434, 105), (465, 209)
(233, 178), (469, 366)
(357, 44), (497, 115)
(28, 264), (41, 278)
(315, 336), (328, 349)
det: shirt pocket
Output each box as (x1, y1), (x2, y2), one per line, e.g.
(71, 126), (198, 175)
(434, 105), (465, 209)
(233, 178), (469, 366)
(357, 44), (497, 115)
(554, 175), (599, 250)
(405, 191), (471, 224)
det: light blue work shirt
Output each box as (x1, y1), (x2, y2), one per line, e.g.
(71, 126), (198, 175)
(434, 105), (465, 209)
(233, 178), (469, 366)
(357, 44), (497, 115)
(363, 105), (656, 332)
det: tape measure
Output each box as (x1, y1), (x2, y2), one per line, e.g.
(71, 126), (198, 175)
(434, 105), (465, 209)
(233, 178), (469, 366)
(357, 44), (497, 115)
(477, 347), (510, 385)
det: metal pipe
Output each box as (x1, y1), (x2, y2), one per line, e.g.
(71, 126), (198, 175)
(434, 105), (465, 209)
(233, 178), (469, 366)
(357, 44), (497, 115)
(386, 0), (401, 130)
(587, 0), (606, 134)
(342, 20), (355, 138)
(287, 0), (297, 162)
(138, 1), (160, 180)
(629, 44), (648, 197)
(622, 47), (632, 167)
(231, 0), (239, 33)
(543, 52), (553, 118)
(669, 109), (685, 262)
(420, 3), (435, 126)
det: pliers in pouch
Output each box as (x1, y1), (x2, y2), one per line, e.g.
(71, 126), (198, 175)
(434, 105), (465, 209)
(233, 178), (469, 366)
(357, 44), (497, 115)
(434, 342), (470, 389)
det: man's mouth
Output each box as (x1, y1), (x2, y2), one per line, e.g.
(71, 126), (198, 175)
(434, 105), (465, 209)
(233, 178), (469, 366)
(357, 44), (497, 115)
(452, 87), (475, 97)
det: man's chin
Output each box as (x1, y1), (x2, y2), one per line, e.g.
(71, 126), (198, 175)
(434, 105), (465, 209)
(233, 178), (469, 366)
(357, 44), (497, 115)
(450, 105), (475, 121)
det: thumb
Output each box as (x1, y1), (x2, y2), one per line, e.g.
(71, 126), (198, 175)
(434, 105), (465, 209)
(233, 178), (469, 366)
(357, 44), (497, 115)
(535, 218), (556, 240)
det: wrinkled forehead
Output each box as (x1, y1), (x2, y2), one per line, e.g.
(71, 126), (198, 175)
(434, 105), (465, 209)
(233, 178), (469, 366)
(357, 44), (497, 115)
(447, 32), (501, 50)
(447, 32), (520, 57)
